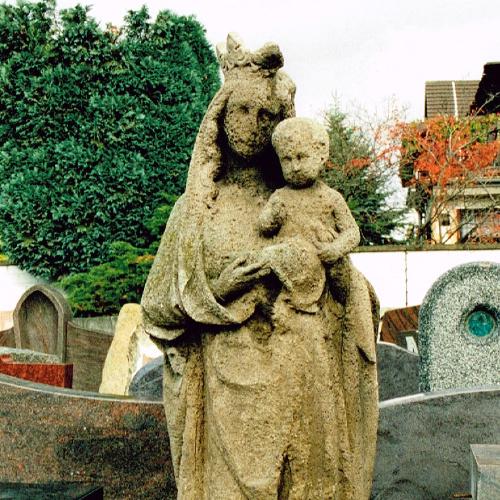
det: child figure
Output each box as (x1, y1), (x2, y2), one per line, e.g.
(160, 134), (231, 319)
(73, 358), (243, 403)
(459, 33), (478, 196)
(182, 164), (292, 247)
(258, 117), (360, 310)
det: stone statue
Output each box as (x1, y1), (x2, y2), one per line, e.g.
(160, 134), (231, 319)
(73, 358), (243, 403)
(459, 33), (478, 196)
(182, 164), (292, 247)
(259, 117), (361, 310)
(141, 33), (379, 500)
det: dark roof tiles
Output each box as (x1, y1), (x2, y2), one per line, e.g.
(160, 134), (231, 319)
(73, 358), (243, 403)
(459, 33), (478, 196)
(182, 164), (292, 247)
(425, 80), (480, 118)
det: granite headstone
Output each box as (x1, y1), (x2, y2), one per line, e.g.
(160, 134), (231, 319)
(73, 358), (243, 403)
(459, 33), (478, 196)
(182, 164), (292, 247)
(376, 342), (419, 401)
(470, 444), (500, 500)
(0, 482), (103, 499)
(0, 373), (175, 498)
(13, 285), (72, 362)
(419, 261), (500, 392)
(128, 355), (164, 401)
(373, 386), (500, 499)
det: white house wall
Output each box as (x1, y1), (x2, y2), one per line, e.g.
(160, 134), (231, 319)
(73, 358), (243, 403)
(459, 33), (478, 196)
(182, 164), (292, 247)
(1, 247), (499, 316)
(352, 248), (499, 310)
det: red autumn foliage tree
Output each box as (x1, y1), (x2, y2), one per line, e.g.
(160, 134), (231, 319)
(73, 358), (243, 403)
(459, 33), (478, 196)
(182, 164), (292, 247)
(397, 113), (500, 244)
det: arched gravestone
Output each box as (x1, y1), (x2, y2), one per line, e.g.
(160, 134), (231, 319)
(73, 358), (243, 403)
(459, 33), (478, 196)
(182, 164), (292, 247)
(419, 261), (500, 392)
(13, 285), (72, 362)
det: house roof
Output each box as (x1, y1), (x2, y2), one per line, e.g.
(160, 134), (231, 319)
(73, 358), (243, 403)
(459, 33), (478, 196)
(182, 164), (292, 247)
(424, 80), (479, 118)
(471, 62), (500, 114)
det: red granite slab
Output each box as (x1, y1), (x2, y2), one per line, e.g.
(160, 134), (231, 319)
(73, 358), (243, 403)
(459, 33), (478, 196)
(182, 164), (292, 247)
(0, 356), (73, 388)
(0, 374), (175, 499)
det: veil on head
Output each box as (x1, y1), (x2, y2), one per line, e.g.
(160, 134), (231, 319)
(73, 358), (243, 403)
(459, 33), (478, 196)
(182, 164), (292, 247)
(173, 34), (297, 326)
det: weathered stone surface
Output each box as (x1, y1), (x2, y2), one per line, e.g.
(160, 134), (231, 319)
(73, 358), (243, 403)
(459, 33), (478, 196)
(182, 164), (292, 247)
(0, 346), (59, 363)
(419, 261), (500, 392)
(0, 373), (175, 499)
(71, 315), (117, 333)
(0, 311), (12, 332)
(128, 356), (164, 401)
(0, 326), (14, 348)
(377, 342), (419, 401)
(470, 444), (500, 499)
(373, 386), (500, 500)
(127, 344), (420, 404)
(99, 304), (141, 395)
(131, 321), (163, 384)
(99, 304), (161, 396)
(260, 117), (361, 311)
(141, 33), (378, 499)
(13, 284), (72, 362)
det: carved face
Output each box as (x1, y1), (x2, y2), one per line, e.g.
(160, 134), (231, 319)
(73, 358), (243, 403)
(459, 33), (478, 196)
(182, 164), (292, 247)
(223, 79), (283, 159)
(275, 134), (326, 188)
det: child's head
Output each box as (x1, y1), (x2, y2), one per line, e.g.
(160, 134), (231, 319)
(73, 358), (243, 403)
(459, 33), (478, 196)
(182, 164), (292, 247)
(272, 117), (329, 187)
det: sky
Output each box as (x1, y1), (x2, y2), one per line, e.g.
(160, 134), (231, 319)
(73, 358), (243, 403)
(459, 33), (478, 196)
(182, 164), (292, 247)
(36, 0), (500, 123)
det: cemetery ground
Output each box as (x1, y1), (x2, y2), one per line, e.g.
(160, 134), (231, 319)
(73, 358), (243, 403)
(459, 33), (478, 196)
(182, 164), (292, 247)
(0, 258), (498, 498)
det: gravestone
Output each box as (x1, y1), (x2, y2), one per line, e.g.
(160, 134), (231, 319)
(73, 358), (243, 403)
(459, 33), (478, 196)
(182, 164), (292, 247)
(0, 483), (103, 499)
(99, 303), (142, 395)
(0, 347), (59, 363)
(13, 285), (72, 362)
(373, 386), (500, 499)
(0, 353), (73, 388)
(128, 355), (164, 401)
(0, 373), (175, 499)
(380, 305), (419, 349)
(99, 304), (162, 396)
(419, 261), (500, 392)
(376, 342), (419, 401)
(470, 444), (500, 499)
(65, 317), (114, 392)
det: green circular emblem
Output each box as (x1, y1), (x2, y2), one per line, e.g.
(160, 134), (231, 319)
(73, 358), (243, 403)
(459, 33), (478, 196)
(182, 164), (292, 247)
(466, 309), (496, 338)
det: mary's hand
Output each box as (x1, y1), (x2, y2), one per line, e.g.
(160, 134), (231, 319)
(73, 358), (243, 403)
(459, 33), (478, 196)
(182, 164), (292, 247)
(213, 254), (270, 302)
(313, 239), (352, 265)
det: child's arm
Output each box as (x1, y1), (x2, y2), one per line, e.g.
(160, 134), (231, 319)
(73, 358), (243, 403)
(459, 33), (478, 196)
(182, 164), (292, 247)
(258, 191), (286, 237)
(315, 188), (360, 264)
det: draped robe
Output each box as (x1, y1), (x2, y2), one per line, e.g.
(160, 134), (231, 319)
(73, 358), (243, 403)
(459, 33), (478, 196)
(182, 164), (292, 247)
(141, 176), (378, 499)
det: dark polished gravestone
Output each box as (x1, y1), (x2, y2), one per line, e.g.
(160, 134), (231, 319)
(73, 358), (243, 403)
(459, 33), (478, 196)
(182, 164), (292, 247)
(373, 386), (500, 500)
(419, 261), (500, 392)
(13, 285), (72, 362)
(0, 482), (102, 499)
(128, 356), (164, 401)
(376, 342), (419, 401)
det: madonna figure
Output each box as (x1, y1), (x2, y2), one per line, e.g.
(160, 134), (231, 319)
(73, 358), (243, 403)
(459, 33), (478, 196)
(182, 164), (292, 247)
(141, 34), (378, 500)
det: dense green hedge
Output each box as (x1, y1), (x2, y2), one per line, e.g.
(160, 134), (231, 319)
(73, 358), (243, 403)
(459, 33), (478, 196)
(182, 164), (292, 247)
(0, 1), (219, 280)
(58, 241), (155, 316)
(58, 193), (177, 316)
